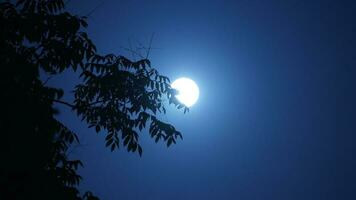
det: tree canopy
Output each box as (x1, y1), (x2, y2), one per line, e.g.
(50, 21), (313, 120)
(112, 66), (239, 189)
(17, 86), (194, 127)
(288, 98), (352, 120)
(0, 0), (187, 199)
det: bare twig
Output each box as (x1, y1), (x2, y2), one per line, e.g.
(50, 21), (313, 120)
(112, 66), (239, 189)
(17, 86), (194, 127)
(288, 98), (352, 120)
(121, 34), (159, 60)
(146, 33), (155, 59)
(53, 99), (106, 109)
(66, 143), (90, 157)
(42, 76), (53, 86)
(120, 46), (145, 59)
(127, 38), (138, 60)
(53, 99), (75, 108)
(86, 0), (106, 17)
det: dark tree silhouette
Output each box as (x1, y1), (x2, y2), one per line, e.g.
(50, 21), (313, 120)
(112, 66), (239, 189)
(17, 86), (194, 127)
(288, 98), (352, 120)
(0, 0), (187, 199)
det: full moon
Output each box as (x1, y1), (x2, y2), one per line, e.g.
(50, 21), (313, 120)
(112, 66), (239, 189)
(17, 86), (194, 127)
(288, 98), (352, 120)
(171, 77), (199, 107)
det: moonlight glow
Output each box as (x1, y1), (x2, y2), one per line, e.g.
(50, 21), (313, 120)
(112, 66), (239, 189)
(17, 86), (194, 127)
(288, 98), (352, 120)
(171, 77), (199, 107)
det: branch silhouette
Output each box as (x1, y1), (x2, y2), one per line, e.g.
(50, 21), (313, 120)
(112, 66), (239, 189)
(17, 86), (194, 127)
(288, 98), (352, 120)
(1, 1), (187, 199)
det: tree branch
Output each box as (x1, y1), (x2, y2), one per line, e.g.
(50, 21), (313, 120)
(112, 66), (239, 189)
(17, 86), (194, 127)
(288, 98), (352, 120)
(146, 33), (155, 59)
(53, 99), (106, 109)
(53, 99), (75, 108)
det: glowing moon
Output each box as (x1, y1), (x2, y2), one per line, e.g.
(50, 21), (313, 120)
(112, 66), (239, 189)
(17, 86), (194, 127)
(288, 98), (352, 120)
(171, 77), (199, 107)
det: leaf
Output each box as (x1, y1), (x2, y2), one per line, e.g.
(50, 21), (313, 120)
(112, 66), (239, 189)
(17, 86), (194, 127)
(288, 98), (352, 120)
(105, 133), (113, 140)
(138, 145), (143, 156)
(155, 135), (160, 143)
(167, 138), (173, 147)
(123, 136), (130, 146)
(110, 143), (115, 152)
(132, 143), (137, 152)
(105, 139), (113, 147)
(95, 125), (100, 133)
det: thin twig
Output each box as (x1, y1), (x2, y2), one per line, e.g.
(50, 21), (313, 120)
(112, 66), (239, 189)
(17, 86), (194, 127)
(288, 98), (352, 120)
(146, 33), (155, 59)
(53, 99), (106, 108)
(42, 76), (53, 86)
(120, 46), (145, 59)
(66, 143), (90, 157)
(86, 0), (106, 17)
(128, 38), (138, 60)
(53, 99), (75, 108)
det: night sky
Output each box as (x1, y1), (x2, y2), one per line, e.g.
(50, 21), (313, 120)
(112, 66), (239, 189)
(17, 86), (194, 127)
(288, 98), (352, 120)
(53, 0), (355, 199)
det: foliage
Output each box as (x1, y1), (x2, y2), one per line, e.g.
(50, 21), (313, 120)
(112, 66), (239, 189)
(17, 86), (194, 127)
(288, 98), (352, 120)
(0, 0), (186, 199)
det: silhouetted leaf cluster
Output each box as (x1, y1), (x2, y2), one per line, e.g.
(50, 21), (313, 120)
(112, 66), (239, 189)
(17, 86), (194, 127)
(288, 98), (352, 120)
(74, 54), (185, 155)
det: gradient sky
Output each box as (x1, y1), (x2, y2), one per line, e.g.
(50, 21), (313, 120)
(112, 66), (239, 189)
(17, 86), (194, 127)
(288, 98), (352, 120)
(53, 0), (355, 199)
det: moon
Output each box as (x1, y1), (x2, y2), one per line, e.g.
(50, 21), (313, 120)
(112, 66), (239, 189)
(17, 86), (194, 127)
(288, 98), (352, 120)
(171, 77), (199, 107)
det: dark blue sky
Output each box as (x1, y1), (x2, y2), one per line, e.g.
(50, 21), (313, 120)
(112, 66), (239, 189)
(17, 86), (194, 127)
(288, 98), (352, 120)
(54, 0), (355, 199)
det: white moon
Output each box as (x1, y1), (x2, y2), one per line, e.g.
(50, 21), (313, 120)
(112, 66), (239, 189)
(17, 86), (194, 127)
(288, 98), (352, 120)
(171, 77), (199, 107)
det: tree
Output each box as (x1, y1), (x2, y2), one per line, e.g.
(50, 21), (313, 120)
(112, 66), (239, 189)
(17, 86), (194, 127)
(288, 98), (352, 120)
(0, 0), (187, 199)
